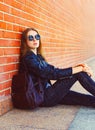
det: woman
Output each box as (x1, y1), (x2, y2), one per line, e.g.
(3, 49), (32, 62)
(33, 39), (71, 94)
(19, 27), (95, 107)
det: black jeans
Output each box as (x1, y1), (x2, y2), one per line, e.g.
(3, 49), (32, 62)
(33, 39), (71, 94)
(44, 72), (95, 107)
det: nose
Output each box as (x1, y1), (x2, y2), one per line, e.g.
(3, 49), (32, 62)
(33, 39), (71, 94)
(32, 37), (36, 41)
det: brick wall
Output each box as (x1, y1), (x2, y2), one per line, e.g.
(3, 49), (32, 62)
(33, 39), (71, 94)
(0, 0), (95, 114)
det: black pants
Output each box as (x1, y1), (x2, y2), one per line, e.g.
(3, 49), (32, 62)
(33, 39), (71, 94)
(44, 72), (95, 107)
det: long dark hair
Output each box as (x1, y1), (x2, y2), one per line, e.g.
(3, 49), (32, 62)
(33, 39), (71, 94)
(20, 28), (42, 59)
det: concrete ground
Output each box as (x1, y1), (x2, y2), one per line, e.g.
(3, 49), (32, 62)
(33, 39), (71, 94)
(0, 57), (95, 130)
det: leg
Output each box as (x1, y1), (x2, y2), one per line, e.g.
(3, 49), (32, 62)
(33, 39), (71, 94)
(60, 90), (95, 107)
(44, 71), (95, 107)
(44, 76), (77, 107)
(74, 72), (95, 96)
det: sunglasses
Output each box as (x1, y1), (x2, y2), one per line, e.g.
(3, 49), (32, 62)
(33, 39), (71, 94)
(28, 34), (40, 41)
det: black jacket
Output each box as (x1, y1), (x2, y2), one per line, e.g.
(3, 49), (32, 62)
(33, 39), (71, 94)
(19, 51), (72, 89)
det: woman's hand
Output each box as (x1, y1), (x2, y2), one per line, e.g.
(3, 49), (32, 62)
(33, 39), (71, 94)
(72, 63), (93, 76)
(81, 64), (93, 76)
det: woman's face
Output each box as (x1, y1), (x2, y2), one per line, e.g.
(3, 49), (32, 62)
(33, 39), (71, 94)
(26, 30), (40, 50)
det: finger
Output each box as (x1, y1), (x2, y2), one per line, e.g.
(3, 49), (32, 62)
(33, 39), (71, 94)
(78, 63), (88, 67)
(83, 67), (93, 76)
(86, 70), (93, 76)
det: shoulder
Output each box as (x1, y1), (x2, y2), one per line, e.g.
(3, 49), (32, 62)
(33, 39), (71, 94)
(24, 52), (45, 61)
(25, 51), (36, 58)
(23, 51), (44, 65)
(23, 51), (37, 62)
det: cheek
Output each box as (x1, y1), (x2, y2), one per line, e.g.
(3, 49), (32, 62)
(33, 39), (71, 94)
(27, 41), (33, 47)
(27, 40), (40, 48)
(37, 40), (40, 45)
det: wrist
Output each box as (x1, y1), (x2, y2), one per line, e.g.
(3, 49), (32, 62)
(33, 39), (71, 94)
(80, 66), (83, 71)
(72, 66), (83, 74)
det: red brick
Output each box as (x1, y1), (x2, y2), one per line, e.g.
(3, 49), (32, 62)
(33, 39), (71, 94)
(0, 88), (11, 96)
(0, 84), (3, 90)
(0, 91), (5, 96)
(6, 23), (13, 30)
(0, 2), (10, 12)
(5, 88), (11, 95)
(13, 25), (20, 32)
(1, 81), (11, 90)
(4, 48), (20, 55)
(0, 22), (6, 29)
(0, 73), (10, 82)
(0, 56), (19, 64)
(0, 12), (3, 20)
(4, 64), (15, 72)
(3, 31), (17, 39)
(12, 0), (24, 10)
(16, 0), (26, 4)
(3, 0), (13, 6)
(4, 14), (15, 23)
(0, 48), (4, 56)
(0, 39), (20, 47)
(11, 8), (22, 17)
(0, 30), (3, 38)
(0, 57), (6, 64)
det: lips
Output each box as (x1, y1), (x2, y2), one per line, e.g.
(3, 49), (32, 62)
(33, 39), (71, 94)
(33, 43), (38, 46)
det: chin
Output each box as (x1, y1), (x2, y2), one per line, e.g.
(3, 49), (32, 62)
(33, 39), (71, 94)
(32, 46), (39, 49)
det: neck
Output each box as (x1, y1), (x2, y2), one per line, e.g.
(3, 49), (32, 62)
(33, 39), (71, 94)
(30, 49), (37, 55)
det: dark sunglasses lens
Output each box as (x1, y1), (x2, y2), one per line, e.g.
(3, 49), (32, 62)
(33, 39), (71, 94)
(28, 35), (34, 41)
(35, 34), (40, 40)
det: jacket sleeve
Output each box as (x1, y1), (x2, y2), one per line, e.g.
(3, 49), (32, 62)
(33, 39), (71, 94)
(24, 55), (72, 80)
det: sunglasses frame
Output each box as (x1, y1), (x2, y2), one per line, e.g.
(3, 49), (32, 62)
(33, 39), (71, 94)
(28, 34), (40, 41)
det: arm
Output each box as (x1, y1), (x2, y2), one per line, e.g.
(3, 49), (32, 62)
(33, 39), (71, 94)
(72, 63), (93, 76)
(72, 66), (83, 74)
(24, 55), (72, 80)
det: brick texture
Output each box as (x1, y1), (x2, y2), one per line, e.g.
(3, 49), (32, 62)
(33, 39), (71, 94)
(0, 0), (95, 114)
